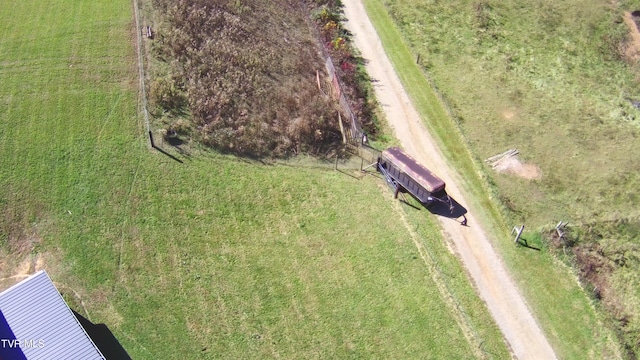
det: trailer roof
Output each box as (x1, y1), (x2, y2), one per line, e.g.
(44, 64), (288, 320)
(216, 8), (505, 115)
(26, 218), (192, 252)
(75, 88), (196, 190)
(382, 147), (446, 193)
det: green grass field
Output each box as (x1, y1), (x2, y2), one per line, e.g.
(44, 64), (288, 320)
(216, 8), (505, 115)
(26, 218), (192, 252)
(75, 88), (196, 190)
(360, 0), (628, 358)
(379, 0), (640, 228)
(0, 0), (510, 358)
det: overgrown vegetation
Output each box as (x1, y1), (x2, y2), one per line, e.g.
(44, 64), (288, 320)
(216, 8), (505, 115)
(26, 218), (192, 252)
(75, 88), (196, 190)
(148, 0), (339, 156)
(147, 0), (379, 157)
(371, 0), (640, 357)
(551, 220), (640, 358)
(312, 3), (381, 138)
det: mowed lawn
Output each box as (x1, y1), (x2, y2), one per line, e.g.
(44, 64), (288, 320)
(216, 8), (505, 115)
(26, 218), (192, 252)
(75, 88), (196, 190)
(0, 0), (509, 359)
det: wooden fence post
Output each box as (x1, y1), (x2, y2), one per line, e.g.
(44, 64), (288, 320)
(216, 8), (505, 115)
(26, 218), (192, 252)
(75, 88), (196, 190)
(316, 70), (322, 92)
(337, 112), (346, 144)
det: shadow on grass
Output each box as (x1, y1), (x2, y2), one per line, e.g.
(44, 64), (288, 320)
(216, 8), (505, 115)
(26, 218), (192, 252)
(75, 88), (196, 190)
(164, 136), (184, 147)
(152, 145), (183, 163)
(338, 168), (367, 180)
(399, 194), (422, 211)
(72, 310), (131, 360)
(517, 238), (541, 251)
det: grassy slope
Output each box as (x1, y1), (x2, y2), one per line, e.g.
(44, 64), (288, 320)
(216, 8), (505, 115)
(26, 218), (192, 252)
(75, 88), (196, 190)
(387, 0), (640, 228)
(0, 0), (509, 358)
(370, 1), (640, 357)
(360, 0), (623, 358)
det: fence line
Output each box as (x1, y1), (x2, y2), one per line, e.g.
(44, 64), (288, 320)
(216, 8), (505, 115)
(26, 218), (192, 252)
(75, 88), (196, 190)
(132, 0), (151, 146)
(325, 57), (364, 143)
(296, 0), (365, 148)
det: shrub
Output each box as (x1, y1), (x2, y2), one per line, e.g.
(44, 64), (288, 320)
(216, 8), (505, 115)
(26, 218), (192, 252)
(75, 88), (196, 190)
(149, 74), (186, 114)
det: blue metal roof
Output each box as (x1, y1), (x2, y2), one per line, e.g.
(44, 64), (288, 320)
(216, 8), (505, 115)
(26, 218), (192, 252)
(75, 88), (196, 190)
(0, 270), (105, 360)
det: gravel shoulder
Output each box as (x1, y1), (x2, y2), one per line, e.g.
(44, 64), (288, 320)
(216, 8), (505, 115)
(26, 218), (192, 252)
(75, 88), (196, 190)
(341, 1), (557, 358)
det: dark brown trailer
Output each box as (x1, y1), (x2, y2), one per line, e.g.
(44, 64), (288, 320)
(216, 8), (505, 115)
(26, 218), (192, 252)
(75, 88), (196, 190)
(378, 147), (448, 205)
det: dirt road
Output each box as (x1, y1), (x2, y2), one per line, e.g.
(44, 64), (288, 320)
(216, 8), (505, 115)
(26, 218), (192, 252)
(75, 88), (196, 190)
(341, 1), (557, 359)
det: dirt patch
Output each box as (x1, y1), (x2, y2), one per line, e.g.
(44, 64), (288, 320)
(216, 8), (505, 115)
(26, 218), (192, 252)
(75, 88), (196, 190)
(0, 249), (108, 325)
(0, 253), (47, 291)
(1, 205), (44, 256)
(486, 149), (542, 180)
(494, 156), (542, 180)
(571, 243), (611, 300)
(622, 11), (640, 63)
(501, 108), (517, 120)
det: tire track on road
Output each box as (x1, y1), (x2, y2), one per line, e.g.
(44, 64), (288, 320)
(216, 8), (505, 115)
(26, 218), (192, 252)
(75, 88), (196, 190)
(384, 187), (487, 359)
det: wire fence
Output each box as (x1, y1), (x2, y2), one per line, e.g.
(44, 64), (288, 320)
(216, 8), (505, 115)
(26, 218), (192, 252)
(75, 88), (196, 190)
(132, 0), (152, 147)
(324, 57), (364, 144)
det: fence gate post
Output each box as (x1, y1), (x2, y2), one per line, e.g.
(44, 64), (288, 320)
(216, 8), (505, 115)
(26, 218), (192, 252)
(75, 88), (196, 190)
(555, 221), (568, 240)
(338, 112), (346, 144)
(512, 225), (524, 244)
